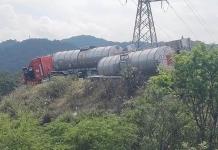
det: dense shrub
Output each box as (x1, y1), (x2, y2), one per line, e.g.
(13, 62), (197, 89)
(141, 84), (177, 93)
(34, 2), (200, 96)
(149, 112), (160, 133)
(0, 113), (51, 150)
(36, 76), (72, 99)
(0, 72), (18, 97)
(64, 115), (137, 150)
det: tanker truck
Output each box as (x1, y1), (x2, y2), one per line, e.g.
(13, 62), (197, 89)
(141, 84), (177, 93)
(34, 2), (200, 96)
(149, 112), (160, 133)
(23, 45), (174, 84)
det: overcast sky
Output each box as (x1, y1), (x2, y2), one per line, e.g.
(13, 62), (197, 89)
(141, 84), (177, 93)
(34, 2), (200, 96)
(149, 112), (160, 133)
(0, 0), (218, 43)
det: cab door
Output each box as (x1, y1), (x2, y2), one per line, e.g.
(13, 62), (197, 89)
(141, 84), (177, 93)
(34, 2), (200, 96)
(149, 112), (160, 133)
(30, 58), (44, 82)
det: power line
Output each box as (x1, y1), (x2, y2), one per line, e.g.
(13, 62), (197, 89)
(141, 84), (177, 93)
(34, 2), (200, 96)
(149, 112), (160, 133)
(183, 0), (215, 42)
(132, 0), (173, 43)
(118, 0), (127, 6)
(132, 0), (197, 40)
(166, 1), (197, 39)
(132, 0), (166, 49)
(131, 0), (137, 6)
(185, 0), (209, 25)
(130, 0), (175, 42)
(127, 0), (200, 43)
(156, 24), (174, 40)
(161, 1), (169, 12)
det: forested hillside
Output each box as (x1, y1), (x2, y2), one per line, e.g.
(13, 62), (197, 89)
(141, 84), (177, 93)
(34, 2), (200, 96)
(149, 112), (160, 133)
(0, 35), (120, 72)
(0, 44), (217, 149)
(0, 35), (193, 72)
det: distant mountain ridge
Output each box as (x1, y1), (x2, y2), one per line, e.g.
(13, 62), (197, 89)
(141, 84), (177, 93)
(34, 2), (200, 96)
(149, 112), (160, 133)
(62, 35), (115, 48)
(0, 35), (126, 72)
(0, 35), (200, 72)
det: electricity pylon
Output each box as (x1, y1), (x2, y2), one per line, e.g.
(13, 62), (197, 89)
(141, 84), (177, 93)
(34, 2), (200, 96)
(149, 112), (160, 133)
(133, 0), (165, 49)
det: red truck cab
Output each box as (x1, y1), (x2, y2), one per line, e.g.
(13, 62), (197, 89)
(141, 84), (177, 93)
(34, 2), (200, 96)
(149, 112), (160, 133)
(23, 55), (53, 84)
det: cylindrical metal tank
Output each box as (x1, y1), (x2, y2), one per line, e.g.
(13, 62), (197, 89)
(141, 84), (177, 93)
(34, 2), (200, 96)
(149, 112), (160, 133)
(53, 45), (123, 71)
(53, 50), (80, 71)
(97, 46), (174, 76)
(97, 55), (121, 76)
(77, 45), (123, 68)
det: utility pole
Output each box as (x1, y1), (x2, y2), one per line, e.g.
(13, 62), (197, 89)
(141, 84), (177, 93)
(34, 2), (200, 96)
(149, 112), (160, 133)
(133, 0), (165, 50)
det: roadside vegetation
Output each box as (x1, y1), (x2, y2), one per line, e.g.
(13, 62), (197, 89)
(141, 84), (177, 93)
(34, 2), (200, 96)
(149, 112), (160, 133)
(0, 72), (20, 99)
(0, 44), (217, 150)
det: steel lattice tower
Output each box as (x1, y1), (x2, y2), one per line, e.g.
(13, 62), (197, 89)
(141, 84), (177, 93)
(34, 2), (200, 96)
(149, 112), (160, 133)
(133, 0), (163, 49)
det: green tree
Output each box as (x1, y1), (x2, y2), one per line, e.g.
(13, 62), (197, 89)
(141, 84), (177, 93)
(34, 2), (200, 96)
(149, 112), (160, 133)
(65, 115), (137, 150)
(124, 71), (196, 150)
(174, 44), (218, 149)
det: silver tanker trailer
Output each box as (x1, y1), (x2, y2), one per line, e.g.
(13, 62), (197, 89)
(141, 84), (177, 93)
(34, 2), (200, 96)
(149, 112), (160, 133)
(97, 46), (174, 76)
(52, 45), (124, 76)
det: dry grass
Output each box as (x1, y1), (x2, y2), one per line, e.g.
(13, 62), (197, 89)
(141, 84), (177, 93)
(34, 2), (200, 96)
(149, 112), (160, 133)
(0, 76), (143, 121)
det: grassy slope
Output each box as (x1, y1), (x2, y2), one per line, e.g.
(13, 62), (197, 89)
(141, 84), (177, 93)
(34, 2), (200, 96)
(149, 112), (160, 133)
(0, 76), (142, 122)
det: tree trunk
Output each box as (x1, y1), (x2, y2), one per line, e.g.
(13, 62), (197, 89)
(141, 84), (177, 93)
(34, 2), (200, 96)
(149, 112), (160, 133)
(208, 114), (217, 150)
